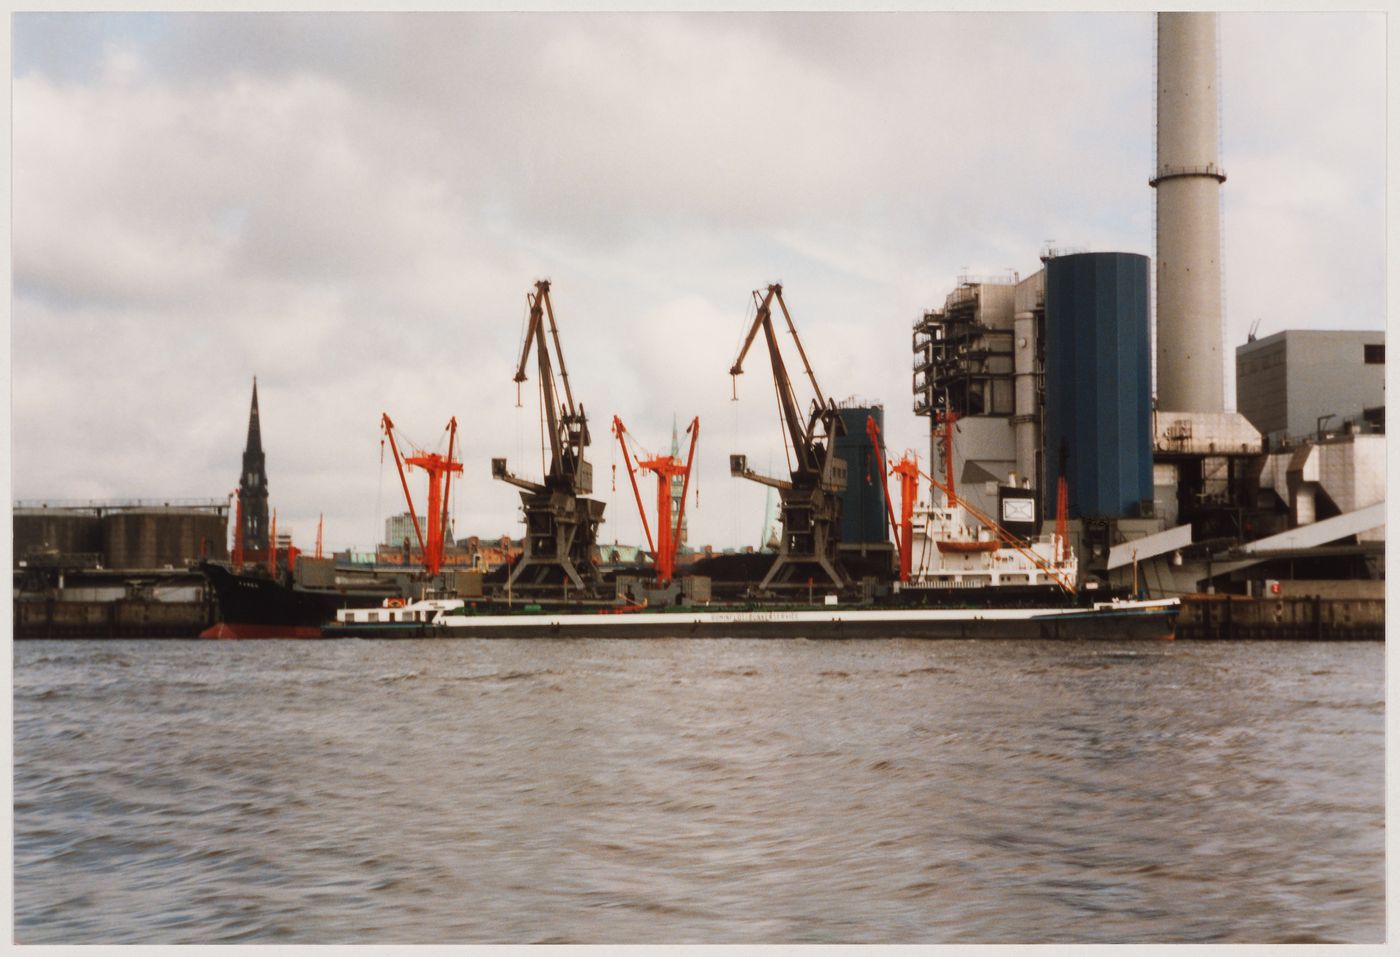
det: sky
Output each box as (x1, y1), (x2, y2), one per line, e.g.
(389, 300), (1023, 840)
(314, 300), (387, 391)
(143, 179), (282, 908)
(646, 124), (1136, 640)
(9, 11), (1387, 554)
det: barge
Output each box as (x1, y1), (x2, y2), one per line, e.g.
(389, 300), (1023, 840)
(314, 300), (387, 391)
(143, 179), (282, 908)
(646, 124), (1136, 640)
(326, 596), (1180, 640)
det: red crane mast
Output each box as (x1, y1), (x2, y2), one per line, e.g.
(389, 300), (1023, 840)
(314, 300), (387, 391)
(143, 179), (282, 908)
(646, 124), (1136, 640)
(865, 416), (919, 584)
(382, 414), (463, 578)
(612, 415), (699, 585)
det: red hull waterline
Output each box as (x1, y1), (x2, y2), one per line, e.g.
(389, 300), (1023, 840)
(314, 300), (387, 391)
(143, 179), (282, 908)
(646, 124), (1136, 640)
(199, 622), (324, 640)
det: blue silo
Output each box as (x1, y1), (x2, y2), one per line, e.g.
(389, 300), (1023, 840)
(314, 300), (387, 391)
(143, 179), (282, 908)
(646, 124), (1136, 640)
(1042, 252), (1153, 519)
(834, 403), (889, 548)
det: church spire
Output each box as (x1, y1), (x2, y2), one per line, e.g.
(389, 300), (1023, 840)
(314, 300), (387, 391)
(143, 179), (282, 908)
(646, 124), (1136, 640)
(239, 377), (270, 554)
(246, 376), (263, 456)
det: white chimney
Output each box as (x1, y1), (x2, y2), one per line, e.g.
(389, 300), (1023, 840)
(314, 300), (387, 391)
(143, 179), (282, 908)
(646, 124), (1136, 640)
(1152, 12), (1226, 413)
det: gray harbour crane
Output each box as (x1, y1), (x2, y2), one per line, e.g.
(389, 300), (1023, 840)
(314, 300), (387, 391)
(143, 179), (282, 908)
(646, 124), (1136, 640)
(492, 280), (606, 594)
(729, 283), (852, 593)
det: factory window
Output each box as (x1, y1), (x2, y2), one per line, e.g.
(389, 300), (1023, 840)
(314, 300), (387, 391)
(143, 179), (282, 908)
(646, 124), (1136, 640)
(1365, 344), (1384, 364)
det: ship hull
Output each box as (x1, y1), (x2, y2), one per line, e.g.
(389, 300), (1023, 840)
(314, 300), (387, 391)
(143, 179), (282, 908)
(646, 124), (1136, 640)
(324, 600), (1179, 641)
(198, 562), (395, 638)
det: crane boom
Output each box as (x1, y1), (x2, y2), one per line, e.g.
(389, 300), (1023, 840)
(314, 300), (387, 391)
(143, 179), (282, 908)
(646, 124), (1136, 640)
(729, 286), (776, 378)
(494, 280), (604, 594)
(613, 415), (655, 555)
(382, 413), (463, 578)
(614, 415), (700, 585)
(728, 282), (849, 592)
(773, 288), (826, 410)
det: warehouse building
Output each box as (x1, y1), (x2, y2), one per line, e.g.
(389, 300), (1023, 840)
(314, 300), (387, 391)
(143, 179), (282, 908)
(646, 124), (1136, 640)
(1236, 329), (1385, 446)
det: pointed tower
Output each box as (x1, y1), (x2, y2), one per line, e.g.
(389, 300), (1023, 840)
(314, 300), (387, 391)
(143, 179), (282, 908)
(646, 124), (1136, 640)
(239, 378), (270, 554)
(669, 414), (688, 551)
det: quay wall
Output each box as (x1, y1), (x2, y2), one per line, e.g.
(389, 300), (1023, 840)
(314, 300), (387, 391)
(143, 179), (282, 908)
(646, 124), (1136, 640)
(15, 598), (215, 640)
(1178, 594), (1384, 640)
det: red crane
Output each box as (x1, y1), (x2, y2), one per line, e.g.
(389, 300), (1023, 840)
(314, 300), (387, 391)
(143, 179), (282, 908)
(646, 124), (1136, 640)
(612, 415), (699, 585)
(865, 416), (920, 584)
(381, 414), (463, 578)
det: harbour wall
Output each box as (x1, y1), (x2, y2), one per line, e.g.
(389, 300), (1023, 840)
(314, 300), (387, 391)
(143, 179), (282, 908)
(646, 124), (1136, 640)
(1177, 594), (1384, 641)
(15, 596), (216, 640)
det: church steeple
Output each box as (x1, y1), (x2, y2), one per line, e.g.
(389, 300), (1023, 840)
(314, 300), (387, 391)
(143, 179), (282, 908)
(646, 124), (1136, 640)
(239, 378), (270, 553)
(245, 377), (263, 456)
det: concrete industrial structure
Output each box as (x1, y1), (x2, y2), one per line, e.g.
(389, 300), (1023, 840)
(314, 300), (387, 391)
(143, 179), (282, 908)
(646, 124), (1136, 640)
(1236, 329), (1385, 445)
(12, 498), (229, 639)
(910, 11), (1383, 597)
(14, 500), (230, 571)
(911, 275), (1020, 520)
(1152, 11), (1227, 414)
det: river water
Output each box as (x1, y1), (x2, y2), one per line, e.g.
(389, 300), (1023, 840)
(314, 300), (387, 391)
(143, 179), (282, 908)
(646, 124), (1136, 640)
(13, 637), (1384, 944)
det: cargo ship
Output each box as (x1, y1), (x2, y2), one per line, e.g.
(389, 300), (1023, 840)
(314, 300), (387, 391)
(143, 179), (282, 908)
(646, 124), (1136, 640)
(198, 561), (401, 639)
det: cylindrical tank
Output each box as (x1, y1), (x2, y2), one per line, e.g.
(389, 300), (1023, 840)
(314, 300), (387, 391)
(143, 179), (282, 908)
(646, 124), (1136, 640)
(1153, 11), (1226, 413)
(834, 404), (889, 548)
(12, 508), (104, 560)
(102, 509), (229, 569)
(1043, 252), (1153, 519)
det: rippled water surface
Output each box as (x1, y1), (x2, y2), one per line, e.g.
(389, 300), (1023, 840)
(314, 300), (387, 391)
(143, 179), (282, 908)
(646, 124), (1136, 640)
(13, 637), (1384, 944)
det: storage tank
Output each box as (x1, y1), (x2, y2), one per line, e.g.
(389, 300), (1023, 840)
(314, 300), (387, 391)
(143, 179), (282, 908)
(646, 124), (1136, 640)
(102, 508), (229, 569)
(834, 403), (889, 548)
(1043, 252), (1153, 519)
(12, 508), (104, 561)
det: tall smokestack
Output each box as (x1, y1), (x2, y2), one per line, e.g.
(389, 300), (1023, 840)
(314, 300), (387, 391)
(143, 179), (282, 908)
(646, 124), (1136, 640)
(1152, 12), (1226, 413)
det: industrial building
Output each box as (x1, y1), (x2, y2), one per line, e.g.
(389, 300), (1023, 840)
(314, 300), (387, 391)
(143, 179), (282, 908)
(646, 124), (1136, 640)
(911, 274), (1021, 520)
(911, 11), (1384, 599)
(12, 499), (229, 638)
(13, 380), (265, 637)
(14, 500), (229, 571)
(1236, 329), (1385, 445)
(383, 511), (422, 549)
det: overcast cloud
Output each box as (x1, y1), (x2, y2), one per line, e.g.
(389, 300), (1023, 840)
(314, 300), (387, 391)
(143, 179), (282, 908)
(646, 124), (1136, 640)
(10, 12), (1386, 553)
